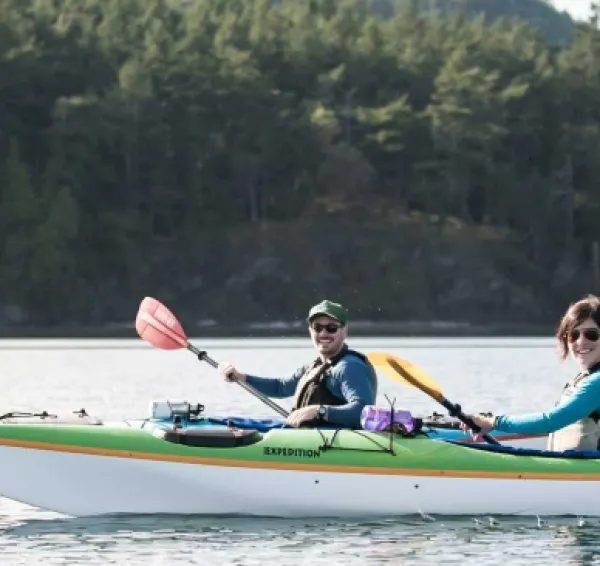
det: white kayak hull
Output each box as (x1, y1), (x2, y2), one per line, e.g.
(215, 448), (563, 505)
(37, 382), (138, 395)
(0, 441), (595, 519)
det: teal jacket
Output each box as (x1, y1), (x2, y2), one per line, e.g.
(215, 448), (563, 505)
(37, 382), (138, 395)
(495, 369), (600, 434)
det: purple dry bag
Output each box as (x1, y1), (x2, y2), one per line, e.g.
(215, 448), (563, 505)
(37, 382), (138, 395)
(360, 405), (418, 434)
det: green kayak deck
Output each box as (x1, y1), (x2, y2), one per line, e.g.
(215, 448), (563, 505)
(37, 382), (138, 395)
(1, 423), (600, 480)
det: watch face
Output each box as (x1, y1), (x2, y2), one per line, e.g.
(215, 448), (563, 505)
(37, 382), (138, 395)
(318, 407), (326, 417)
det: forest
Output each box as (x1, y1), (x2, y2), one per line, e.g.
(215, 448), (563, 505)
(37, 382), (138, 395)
(1, 0), (599, 336)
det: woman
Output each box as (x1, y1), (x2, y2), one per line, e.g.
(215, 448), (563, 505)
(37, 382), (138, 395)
(462, 294), (600, 451)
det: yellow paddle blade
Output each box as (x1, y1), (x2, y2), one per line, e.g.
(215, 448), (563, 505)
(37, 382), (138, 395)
(367, 352), (443, 401)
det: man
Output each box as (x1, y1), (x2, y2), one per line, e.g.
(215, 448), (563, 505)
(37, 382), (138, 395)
(217, 300), (378, 429)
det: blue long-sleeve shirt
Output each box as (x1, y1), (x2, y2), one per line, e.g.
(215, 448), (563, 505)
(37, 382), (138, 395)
(495, 370), (600, 434)
(246, 354), (376, 429)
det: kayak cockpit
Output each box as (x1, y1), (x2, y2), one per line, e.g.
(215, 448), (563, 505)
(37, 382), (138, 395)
(447, 439), (600, 459)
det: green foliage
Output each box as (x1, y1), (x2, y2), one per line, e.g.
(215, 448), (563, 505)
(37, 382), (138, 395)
(0, 0), (598, 325)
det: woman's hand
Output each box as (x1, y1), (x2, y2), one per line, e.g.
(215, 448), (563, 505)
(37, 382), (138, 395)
(459, 414), (496, 441)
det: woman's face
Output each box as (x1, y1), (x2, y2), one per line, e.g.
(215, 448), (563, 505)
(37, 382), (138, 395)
(567, 317), (600, 371)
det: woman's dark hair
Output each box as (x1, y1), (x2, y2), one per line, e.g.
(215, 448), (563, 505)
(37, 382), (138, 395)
(556, 294), (600, 360)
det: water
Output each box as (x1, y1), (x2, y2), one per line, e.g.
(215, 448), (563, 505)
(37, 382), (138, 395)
(1, 336), (598, 565)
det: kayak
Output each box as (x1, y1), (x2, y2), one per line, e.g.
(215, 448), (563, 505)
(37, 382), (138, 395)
(0, 403), (584, 519)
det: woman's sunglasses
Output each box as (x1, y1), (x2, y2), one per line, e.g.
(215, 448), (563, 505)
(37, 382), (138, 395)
(567, 328), (600, 343)
(311, 323), (341, 334)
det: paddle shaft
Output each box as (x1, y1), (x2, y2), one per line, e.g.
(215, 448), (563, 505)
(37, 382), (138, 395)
(386, 358), (499, 445)
(435, 395), (500, 445)
(187, 344), (290, 419)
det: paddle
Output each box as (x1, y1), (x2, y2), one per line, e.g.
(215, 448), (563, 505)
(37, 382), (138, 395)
(135, 297), (290, 419)
(367, 352), (500, 445)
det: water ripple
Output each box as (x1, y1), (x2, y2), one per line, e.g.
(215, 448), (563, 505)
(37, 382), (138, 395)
(2, 503), (600, 566)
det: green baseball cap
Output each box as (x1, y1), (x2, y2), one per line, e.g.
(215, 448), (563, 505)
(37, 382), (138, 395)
(307, 300), (348, 326)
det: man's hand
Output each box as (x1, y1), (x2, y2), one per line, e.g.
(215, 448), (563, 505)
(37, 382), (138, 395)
(287, 405), (320, 428)
(217, 362), (247, 383)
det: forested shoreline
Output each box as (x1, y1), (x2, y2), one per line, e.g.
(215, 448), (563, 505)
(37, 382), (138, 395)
(1, 0), (600, 337)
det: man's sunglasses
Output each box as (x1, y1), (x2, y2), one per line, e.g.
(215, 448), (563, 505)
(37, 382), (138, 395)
(311, 323), (342, 334)
(567, 328), (600, 343)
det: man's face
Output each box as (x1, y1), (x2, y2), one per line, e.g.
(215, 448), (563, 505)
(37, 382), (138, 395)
(308, 315), (347, 357)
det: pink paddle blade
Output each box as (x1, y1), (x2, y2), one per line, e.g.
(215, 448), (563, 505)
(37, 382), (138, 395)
(135, 297), (188, 350)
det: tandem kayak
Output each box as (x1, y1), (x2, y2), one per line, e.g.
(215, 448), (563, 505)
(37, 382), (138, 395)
(0, 403), (582, 519)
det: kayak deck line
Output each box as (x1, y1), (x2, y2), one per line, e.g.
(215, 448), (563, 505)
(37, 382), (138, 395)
(3, 437), (600, 481)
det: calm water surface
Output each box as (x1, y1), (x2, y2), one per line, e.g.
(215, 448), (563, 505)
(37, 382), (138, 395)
(0, 337), (598, 565)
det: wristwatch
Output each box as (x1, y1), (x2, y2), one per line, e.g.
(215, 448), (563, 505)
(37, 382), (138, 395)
(317, 406), (327, 420)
